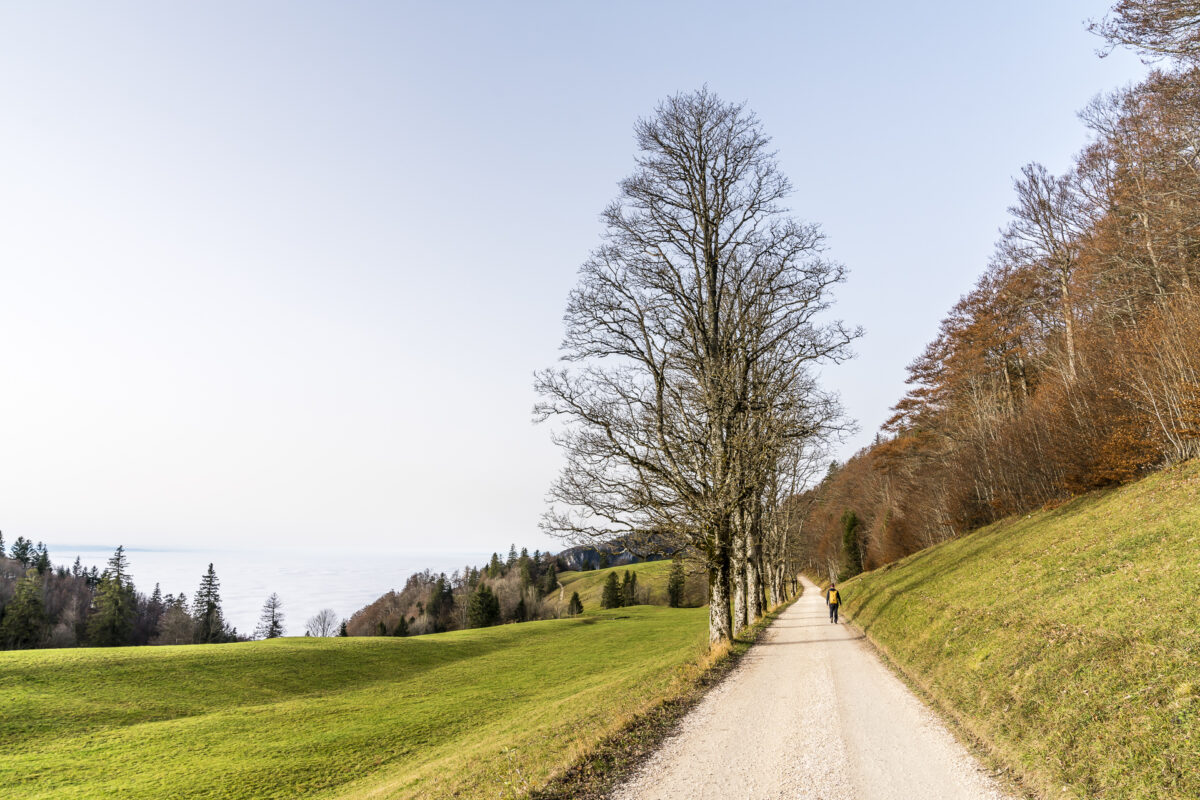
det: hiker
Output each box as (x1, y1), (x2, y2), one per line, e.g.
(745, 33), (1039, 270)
(825, 581), (841, 624)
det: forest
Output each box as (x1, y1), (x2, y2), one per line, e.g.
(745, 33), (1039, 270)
(795, 1), (1200, 577)
(0, 535), (242, 649)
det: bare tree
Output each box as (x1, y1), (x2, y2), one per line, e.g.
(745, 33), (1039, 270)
(1092, 0), (1200, 65)
(535, 88), (856, 643)
(305, 608), (338, 638)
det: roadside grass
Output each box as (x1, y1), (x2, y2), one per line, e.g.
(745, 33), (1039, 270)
(841, 460), (1200, 800)
(531, 587), (801, 799)
(0, 605), (708, 799)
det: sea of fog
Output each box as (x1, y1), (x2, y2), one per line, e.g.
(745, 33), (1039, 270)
(54, 545), (493, 637)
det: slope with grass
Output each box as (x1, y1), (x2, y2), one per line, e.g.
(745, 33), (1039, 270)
(0, 605), (708, 800)
(554, 560), (705, 613)
(841, 460), (1200, 800)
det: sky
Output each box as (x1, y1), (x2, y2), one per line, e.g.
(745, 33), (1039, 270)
(0, 1), (1148, 557)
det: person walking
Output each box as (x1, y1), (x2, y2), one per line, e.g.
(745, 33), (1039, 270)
(825, 581), (841, 624)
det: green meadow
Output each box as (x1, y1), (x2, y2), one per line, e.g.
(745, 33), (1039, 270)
(555, 559), (693, 611)
(0, 605), (709, 799)
(842, 460), (1200, 800)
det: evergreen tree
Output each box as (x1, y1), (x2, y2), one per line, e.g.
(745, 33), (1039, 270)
(667, 557), (686, 608)
(376, 620), (388, 636)
(567, 591), (583, 616)
(840, 510), (863, 581)
(393, 615), (409, 636)
(506, 544), (518, 567)
(87, 546), (137, 646)
(598, 550), (610, 569)
(338, 621), (349, 636)
(488, 552), (502, 577)
(9, 536), (34, 567)
(0, 569), (46, 648)
(255, 593), (285, 639)
(514, 595), (528, 622)
(193, 563), (226, 643)
(34, 542), (50, 574)
(539, 562), (558, 597)
(0, 529), (5, 558)
(600, 572), (621, 609)
(466, 584), (501, 628)
(620, 570), (639, 606)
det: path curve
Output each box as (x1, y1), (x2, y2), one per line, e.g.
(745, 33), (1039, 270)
(611, 576), (1014, 800)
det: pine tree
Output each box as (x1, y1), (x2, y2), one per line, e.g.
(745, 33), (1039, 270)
(9, 536), (34, 567)
(34, 542), (50, 574)
(488, 552), (502, 578)
(0, 529), (5, 558)
(338, 621), (349, 636)
(539, 562), (558, 597)
(567, 591), (583, 616)
(0, 569), (46, 648)
(87, 546), (137, 646)
(601, 572), (621, 609)
(507, 544), (518, 567)
(467, 584), (501, 628)
(376, 620), (388, 636)
(598, 551), (610, 569)
(840, 510), (863, 581)
(393, 615), (409, 636)
(667, 557), (686, 608)
(194, 563), (226, 643)
(255, 593), (285, 639)
(514, 595), (527, 622)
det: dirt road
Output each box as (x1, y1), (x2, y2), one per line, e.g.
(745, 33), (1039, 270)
(611, 576), (1015, 800)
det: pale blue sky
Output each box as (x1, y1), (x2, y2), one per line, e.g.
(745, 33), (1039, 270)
(0, 2), (1146, 554)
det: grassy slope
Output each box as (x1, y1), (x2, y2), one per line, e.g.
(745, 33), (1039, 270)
(555, 560), (675, 611)
(841, 460), (1200, 800)
(0, 605), (708, 800)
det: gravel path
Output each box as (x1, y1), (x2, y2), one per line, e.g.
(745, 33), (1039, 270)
(610, 576), (1015, 800)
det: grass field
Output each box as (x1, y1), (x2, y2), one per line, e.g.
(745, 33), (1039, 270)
(0, 605), (709, 799)
(841, 460), (1200, 800)
(554, 559), (704, 612)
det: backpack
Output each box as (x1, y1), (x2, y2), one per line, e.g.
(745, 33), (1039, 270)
(828, 589), (839, 605)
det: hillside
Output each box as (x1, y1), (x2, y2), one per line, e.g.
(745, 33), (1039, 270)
(554, 560), (707, 612)
(840, 460), (1200, 800)
(0, 605), (708, 799)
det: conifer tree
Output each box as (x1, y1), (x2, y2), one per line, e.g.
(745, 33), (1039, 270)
(87, 546), (137, 646)
(0, 569), (46, 648)
(598, 551), (610, 569)
(539, 562), (558, 597)
(393, 615), (409, 636)
(193, 563), (226, 643)
(9, 536), (34, 567)
(601, 572), (621, 609)
(376, 620), (387, 636)
(840, 510), (863, 581)
(567, 591), (583, 616)
(514, 595), (527, 622)
(338, 621), (348, 636)
(467, 584), (501, 628)
(668, 557), (686, 608)
(0, 529), (5, 558)
(507, 544), (518, 567)
(255, 593), (285, 639)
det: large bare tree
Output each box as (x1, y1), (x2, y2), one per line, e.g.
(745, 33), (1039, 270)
(535, 88), (856, 643)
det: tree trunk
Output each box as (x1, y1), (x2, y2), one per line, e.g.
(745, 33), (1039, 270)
(708, 533), (733, 644)
(732, 514), (748, 635)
